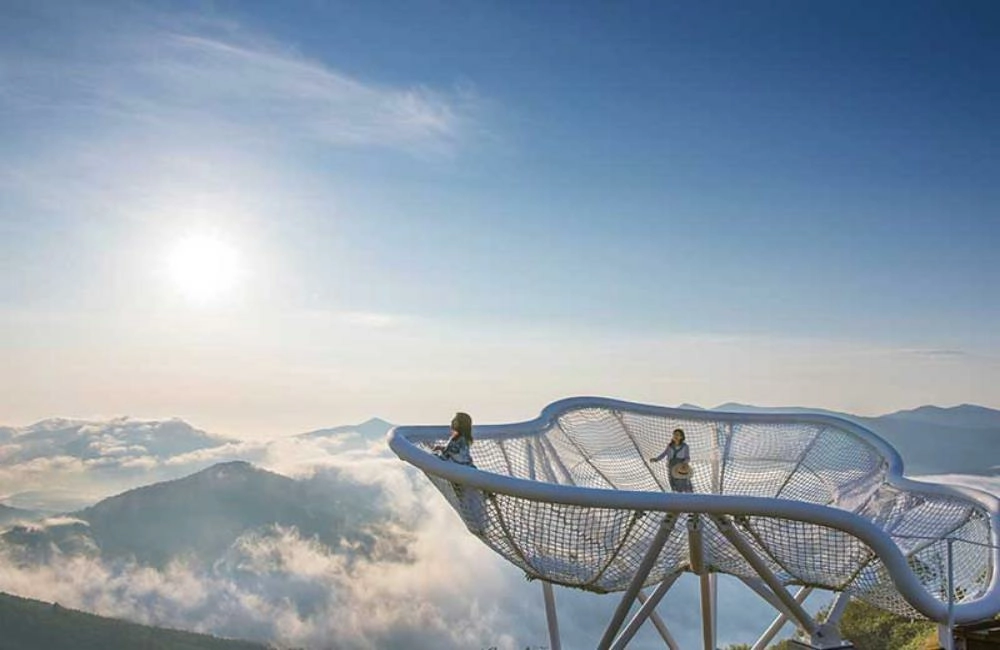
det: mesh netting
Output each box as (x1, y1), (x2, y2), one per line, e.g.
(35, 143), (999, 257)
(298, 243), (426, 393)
(409, 404), (996, 619)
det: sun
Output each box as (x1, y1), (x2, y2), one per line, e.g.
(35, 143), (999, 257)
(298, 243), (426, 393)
(166, 233), (241, 302)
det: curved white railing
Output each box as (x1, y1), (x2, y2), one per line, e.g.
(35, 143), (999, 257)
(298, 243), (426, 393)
(388, 396), (1000, 625)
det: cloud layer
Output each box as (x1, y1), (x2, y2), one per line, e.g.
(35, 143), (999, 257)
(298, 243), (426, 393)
(2, 5), (476, 156)
(0, 446), (559, 649)
(0, 413), (996, 647)
(0, 429), (797, 649)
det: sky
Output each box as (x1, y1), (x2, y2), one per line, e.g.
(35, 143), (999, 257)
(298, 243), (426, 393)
(1, 0), (999, 438)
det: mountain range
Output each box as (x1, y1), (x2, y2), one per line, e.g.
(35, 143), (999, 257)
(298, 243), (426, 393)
(2, 402), (995, 571)
(2, 404), (997, 515)
(0, 503), (39, 526)
(712, 402), (1000, 475)
(0, 404), (995, 649)
(2, 460), (405, 569)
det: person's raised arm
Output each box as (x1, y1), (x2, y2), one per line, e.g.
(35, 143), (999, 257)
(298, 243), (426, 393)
(433, 428), (460, 452)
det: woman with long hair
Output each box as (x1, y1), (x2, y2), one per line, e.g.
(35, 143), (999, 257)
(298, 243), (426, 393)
(433, 411), (474, 466)
(651, 427), (693, 492)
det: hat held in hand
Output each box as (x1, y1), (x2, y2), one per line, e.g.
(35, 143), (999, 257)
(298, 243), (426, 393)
(671, 462), (692, 479)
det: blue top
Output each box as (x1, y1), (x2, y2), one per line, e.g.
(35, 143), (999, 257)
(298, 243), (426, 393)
(666, 442), (690, 468)
(437, 435), (473, 465)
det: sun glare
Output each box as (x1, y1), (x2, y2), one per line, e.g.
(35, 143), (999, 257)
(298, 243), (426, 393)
(166, 234), (241, 303)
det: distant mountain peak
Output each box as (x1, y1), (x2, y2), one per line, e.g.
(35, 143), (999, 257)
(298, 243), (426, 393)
(197, 460), (256, 477)
(711, 403), (849, 418)
(208, 459), (253, 469)
(64, 459), (386, 570)
(0, 503), (41, 525)
(24, 417), (89, 432)
(297, 417), (395, 440)
(881, 404), (1000, 429)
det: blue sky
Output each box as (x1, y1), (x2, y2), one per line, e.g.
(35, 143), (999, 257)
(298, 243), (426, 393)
(1, 0), (998, 436)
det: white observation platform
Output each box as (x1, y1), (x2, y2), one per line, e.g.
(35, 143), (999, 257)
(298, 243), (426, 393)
(388, 397), (1000, 649)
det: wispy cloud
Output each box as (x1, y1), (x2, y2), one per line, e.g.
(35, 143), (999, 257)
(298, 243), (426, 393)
(899, 348), (968, 358)
(3, 19), (476, 156)
(913, 473), (1000, 498)
(127, 31), (474, 154)
(0, 5), (480, 241)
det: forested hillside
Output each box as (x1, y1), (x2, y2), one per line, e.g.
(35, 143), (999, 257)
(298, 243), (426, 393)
(0, 591), (270, 650)
(723, 599), (938, 650)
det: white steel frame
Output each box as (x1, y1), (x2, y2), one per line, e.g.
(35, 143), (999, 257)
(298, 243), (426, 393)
(388, 396), (1000, 648)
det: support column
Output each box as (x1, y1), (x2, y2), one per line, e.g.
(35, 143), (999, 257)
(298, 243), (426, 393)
(740, 576), (800, 622)
(825, 591), (851, 629)
(713, 516), (819, 636)
(751, 586), (812, 650)
(688, 514), (707, 575)
(937, 626), (954, 650)
(610, 574), (682, 650)
(638, 588), (682, 650)
(542, 581), (561, 650)
(688, 512), (716, 647)
(699, 572), (716, 650)
(944, 538), (956, 650)
(710, 574), (718, 641)
(597, 514), (678, 650)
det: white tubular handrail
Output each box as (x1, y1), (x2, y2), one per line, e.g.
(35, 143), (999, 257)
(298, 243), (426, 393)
(388, 396), (1000, 625)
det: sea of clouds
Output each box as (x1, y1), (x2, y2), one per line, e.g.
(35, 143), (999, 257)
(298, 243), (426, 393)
(0, 424), (805, 649)
(0, 418), (997, 649)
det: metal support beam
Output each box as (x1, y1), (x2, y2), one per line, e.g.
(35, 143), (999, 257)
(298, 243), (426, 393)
(700, 572), (716, 650)
(613, 410), (668, 492)
(710, 574), (718, 640)
(597, 514), (678, 650)
(825, 591), (851, 628)
(556, 420), (616, 489)
(937, 625), (953, 650)
(688, 512), (719, 648)
(638, 588), (681, 650)
(774, 427), (825, 499)
(718, 422), (735, 493)
(688, 514), (707, 575)
(539, 436), (577, 486)
(713, 515), (820, 636)
(739, 576), (800, 622)
(542, 581), (562, 650)
(610, 574), (682, 650)
(944, 538), (956, 650)
(751, 586), (813, 650)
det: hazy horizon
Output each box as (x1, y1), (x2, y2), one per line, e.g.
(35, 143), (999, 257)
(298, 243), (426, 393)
(4, 399), (1000, 442)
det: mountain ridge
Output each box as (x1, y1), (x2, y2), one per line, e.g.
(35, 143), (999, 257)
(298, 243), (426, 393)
(704, 402), (1000, 475)
(35, 459), (400, 568)
(0, 503), (40, 525)
(880, 404), (1000, 428)
(0, 590), (269, 650)
(296, 417), (394, 440)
